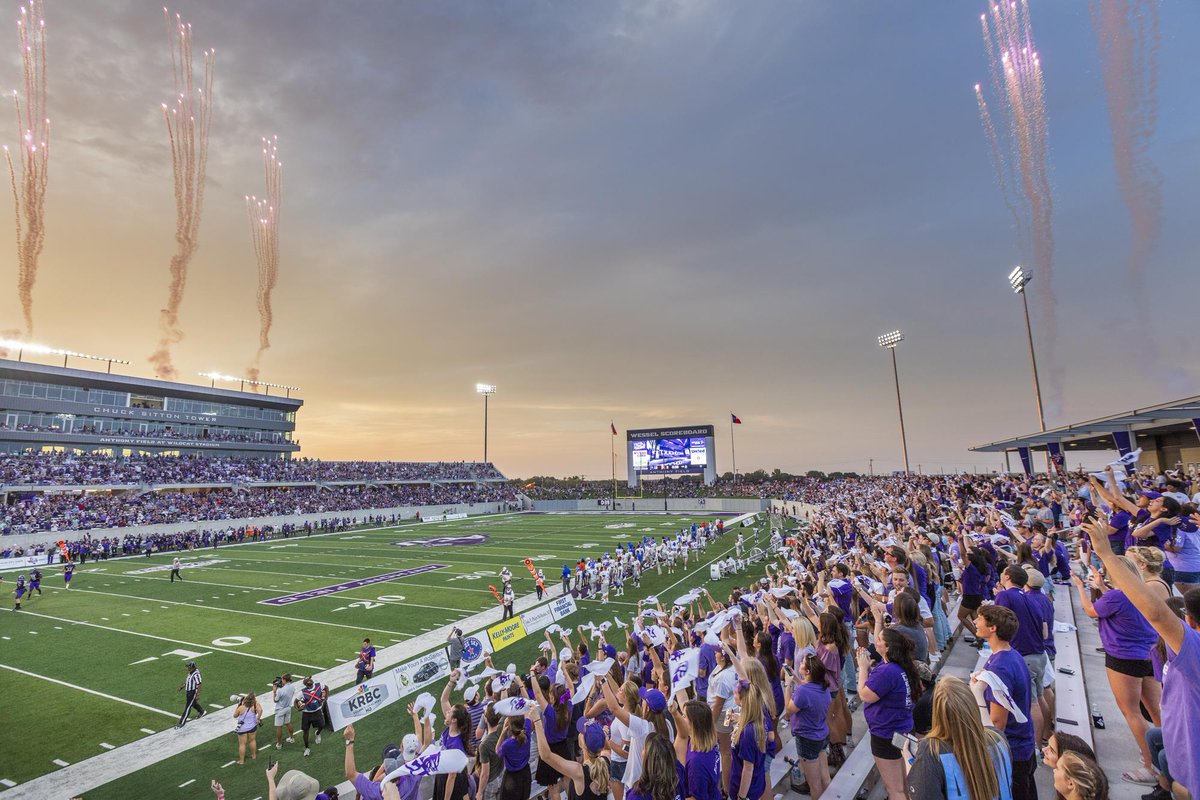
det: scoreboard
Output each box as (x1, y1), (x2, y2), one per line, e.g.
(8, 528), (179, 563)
(626, 424), (716, 486)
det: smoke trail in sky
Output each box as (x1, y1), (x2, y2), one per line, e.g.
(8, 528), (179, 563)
(246, 135), (282, 385)
(4, 0), (48, 338)
(976, 0), (1062, 415)
(1089, 1), (1161, 284)
(149, 7), (214, 380)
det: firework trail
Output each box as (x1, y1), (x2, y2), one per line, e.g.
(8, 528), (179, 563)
(149, 7), (214, 380)
(976, 0), (1062, 415)
(245, 135), (281, 384)
(4, 0), (48, 339)
(1089, 1), (1161, 284)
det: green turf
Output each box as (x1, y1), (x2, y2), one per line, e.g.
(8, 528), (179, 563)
(0, 511), (767, 796)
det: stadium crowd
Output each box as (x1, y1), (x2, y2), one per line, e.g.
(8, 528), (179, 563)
(0, 421), (299, 446)
(0, 452), (505, 487)
(520, 477), (827, 501)
(252, 467), (1199, 800)
(0, 482), (520, 534)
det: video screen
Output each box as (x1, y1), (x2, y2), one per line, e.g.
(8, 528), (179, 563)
(631, 437), (707, 473)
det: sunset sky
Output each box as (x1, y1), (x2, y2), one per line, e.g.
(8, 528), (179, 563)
(1, 1), (1197, 478)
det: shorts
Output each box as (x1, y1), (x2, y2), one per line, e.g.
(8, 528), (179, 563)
(870, 733), (903, 761)
(794, 735), (828, 762)
(1105, 654), (1153, 678)
(1022, 653), (1048, 697)
(535, 738), (571, 785)
(274, 707), (292, 727)
(1171, 569), (1200, 585)
(609, 760), (627, 782)
(961, 594), (983, 611)
(301, 710), (324, 731)
(236, 724), (259, 735)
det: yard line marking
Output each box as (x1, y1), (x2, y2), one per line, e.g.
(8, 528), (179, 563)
(0, 779), (16, 787)
(140, 728), (156, 734)
(0, 664), (177, 718)
(39, 585), (418, 637)
(179, 778), (196, 788)
(99, 743), (115, 750)
(28, 631), (37, 635)
(52, 759), (69, 767)
(1, 636), (9, 640)
(53, 625), (62, 629)
(221, 760), (236, 769)
(12, 609), (325, 671)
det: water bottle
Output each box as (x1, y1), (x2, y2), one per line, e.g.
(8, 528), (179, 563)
(1091, 703), (1105, 730)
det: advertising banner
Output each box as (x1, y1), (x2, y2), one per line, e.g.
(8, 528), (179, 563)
(520, 604), (555, 634)
(548, 594), (578, 621)
(390, 650), (452, 697)
(327, 673), (402, 729)
(459, 631), (493, 667)
(487, 617), (528, 651)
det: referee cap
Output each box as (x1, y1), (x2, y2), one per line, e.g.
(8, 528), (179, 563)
(186, 661), (197, 668)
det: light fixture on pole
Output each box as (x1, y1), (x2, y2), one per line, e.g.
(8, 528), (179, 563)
(1007, 266), (1046, 433)
(198, 372), (300, 397)
(0, 337), (130, 373)
(476, 384), (496, 463)
(877, 330), (910, 475)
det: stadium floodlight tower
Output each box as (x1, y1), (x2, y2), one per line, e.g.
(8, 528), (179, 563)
(476, 383), (497, 464)
(877, 330), (910, 475)
(1007, 266), (1046, 434)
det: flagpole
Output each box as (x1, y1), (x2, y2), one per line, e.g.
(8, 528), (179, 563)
(611, 422), (616, 506)
(730, 417), (737, 481)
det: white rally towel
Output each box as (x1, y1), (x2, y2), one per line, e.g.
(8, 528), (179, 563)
(587, 657), (616, 676)
(768, 586), (796, 598)
(413, 692), (436, 719)
(490, 673), (515, 694)
(643, 625), (668, 647)
(614, 616), (629, 629)
(573, 672), (596, 705)
(383, 745), (470, 780)
(667, 648), (700, 688)
(493, 696), (532, 717)
(545, 624), (563, 635)
(974, 670), (1029, 724)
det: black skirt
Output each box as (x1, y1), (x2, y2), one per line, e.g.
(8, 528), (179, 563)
(501, 765), (531, 800)
(535, 738), (572, 785)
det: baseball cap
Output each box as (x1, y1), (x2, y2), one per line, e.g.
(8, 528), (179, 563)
(382, 743), (401, 761)
(639, 687), (667, 713)
(559, 646), (573, 661)
(576, 717), (606, 753)
(402, 733), (421, 760)
(186, 661), (197, 668)
(464, 685), (479, 703)
(1139, 491), (1162, 500)
(1023, 566), (1045, 589)
(601, 643), (617, 659)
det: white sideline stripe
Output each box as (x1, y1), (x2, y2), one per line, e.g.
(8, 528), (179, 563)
(221, 761), (236, 769)
(51, 760), (69, 767)
(0, 664), (177, 719)
(179, 778), (196, 788)
(99, 743), (115, 750)
(11, 608), (324, 671)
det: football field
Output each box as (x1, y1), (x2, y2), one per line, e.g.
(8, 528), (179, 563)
(0, 511), (761, 798)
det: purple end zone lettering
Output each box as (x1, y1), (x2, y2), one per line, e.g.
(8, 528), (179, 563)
(390, 535), (488, 548)
(259, 564), (447, 606)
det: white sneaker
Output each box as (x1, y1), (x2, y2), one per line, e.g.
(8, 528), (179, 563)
(304, 747), (311, 757)
(275, 743), (282, 750)
(315, 733), (322, 744)
(285, 737), (295, 744)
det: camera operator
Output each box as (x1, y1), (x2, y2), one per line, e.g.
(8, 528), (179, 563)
(272, 673), (297, 750)
(447, 628), (465, 670)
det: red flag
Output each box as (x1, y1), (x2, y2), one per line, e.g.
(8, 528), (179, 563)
(611, 421), (617, 436)
(731, 413), (742, 424)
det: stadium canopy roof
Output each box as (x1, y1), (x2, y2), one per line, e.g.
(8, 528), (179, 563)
(970, 395), (1200, 453)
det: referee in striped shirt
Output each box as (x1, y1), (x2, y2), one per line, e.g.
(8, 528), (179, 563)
(176, 661), (206, 728)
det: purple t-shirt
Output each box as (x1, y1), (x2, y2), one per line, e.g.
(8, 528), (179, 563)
(983, 648), (1034, 761)
(696, 644), (717, 698)
(776, 631), (796, 669)
(354, 773), (420, 800)
(498, 733), (531, 771)
(543, 704), (570, 744)
(728, 723), (767, 800)
(961, 563), (984, 596)
(1027, 590), (1056, 660)
(994, 587), (1045, 656)
(1107, 510), (1132, 548)
(1094, 589), (1158, 660)
(1163, 625), (1200, 797)
(789, 682), (831, 740)
(863, 661), (913, 738)
(685, 745), (722, 800)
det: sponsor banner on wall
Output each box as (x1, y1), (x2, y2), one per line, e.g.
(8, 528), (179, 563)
(520, 604), (555, 634)
(421, 513), (469, 523)
(487, 617), (528, 652)
(390, 650), (452, 696)
(327, 673), (402, 729)
(0, 554), (51, 572)
(548, 594), (578, 621)
(459, 632), (492, 666)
